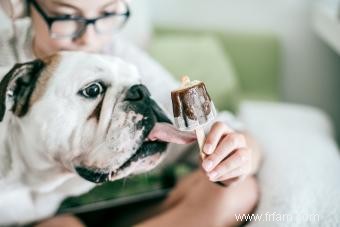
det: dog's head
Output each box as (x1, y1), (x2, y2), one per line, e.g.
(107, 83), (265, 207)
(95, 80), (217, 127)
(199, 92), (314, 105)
(0, 51), (195, 183)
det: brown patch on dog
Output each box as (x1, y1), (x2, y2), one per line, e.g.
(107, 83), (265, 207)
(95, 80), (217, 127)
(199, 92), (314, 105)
(29, 54), (62, 106)
(88, 98), (104, 122)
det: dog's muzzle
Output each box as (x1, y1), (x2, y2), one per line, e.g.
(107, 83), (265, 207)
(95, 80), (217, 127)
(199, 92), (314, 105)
(76, 84), (172, 183)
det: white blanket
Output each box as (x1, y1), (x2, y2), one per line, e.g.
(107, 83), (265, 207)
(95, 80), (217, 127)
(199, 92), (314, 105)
(238, 101), (340, 227)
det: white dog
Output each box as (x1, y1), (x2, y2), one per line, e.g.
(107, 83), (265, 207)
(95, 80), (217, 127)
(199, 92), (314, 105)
(0, 51), (193, 226)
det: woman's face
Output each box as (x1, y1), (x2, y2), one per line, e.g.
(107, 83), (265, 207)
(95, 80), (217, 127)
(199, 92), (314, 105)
(30, 0), (127, 58)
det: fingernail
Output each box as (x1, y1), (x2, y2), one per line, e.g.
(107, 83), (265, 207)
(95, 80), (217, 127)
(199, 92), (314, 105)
(209, 171), (218, 180)
(204, 144), (212, 154)
(202, 160), (213, 171)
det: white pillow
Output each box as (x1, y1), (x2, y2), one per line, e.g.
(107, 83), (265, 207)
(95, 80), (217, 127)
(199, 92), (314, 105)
(238, 101), (340, 226)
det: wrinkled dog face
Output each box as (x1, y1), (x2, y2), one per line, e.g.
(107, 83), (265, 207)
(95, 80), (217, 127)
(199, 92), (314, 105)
(0, 51), (171, 183)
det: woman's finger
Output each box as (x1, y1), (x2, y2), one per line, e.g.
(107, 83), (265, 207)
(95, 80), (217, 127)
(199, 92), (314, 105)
(207, 148), (250, 181)
(202, 133), (246, 172)
(203, 122), (233, 155)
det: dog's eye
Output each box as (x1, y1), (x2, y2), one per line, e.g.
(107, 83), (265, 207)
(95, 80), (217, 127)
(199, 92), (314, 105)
(79, 82), (106, 99)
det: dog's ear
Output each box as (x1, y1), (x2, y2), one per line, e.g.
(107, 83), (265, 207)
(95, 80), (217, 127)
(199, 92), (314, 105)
(0, 59), (45, 121)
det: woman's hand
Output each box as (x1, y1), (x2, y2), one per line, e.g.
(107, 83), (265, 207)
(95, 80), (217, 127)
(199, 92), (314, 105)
(201, 122), (252, 186)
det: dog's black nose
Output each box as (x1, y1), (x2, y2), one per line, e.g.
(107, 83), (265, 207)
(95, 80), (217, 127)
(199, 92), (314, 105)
(125, 84), (151, 101)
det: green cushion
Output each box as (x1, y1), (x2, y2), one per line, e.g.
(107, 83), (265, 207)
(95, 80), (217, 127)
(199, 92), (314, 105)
(151, 28), (281, 103)
(217, 32), (280, 100)
(149, 34), (240, 112)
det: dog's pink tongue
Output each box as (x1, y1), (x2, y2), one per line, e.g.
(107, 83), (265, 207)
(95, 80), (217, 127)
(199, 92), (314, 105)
(148, 123), (197, 144)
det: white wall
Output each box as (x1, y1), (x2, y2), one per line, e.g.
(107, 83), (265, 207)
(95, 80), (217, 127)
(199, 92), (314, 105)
(147, 0), (340, 140)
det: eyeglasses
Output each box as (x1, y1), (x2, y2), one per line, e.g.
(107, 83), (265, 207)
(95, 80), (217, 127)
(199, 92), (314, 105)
(29, 0), (130, 39)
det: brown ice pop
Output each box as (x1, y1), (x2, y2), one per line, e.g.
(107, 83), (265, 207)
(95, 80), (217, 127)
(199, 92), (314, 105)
(171, 76), (216, 159)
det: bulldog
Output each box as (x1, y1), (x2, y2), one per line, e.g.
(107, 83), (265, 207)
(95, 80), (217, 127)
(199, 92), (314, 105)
(0, 51), (195, 225)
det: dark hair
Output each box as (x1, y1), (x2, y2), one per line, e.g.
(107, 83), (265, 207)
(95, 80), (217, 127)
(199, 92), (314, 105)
(25, 0), (31, 17)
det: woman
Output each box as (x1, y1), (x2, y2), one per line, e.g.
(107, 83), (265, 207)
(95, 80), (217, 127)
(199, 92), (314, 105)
(0, 0), (261, 226)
